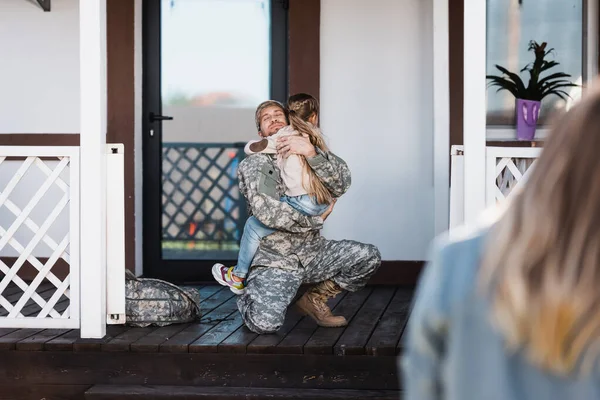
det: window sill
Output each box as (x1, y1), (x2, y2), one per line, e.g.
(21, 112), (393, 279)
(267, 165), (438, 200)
(486, 127), (550, 141)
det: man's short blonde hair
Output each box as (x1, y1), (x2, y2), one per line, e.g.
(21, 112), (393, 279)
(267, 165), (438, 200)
(255, 100), (286, 131)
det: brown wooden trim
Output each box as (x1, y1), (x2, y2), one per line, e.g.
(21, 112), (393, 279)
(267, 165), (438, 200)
(0, 134), (79, 146)
(368, 261), (423, 286)
(0, 352), (400, 390)
(0, 385), (91, 400)
(449, 0), (463, 148)
(107, 0), (135, 273)
(288, 0), (320, 100)
(0, 257), (69, 281)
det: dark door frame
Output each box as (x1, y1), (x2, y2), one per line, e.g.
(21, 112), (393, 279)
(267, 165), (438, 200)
(142, 0), (289, 283)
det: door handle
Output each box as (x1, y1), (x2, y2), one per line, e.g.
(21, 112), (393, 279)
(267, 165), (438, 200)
(149, 112), (174, 122)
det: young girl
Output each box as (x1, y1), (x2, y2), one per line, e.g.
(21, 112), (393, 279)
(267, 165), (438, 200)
(212, 93), (333, 294)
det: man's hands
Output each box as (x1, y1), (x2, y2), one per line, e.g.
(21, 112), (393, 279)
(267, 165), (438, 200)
(276, 135), (317, 158)
(320, 199), (337, 221)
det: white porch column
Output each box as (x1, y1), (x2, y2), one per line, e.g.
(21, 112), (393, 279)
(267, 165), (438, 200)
(463, 0), (487, 224)
(433, 0), (450, 235)
(79, 0), (107, 338)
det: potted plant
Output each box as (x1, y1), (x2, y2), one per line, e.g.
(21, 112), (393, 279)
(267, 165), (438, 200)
(486, 41), (578, 141)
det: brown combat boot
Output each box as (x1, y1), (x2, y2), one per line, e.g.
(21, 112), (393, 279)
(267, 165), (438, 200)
(295, 280), (347, 327)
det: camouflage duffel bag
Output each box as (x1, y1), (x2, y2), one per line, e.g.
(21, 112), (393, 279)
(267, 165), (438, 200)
(125, 270), (201, 327)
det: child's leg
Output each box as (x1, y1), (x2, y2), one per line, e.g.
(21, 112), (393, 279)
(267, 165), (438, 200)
(233, 216), (275, 278)
(281, 195), (330, 217)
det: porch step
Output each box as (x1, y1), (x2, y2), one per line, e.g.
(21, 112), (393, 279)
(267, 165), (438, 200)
(85, 384), (401, 399)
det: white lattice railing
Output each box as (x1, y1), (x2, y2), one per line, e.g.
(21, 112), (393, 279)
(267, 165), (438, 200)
(485, 147), (542, 207)
(449, 145), (542, 230)
(0, 146), (79, 328)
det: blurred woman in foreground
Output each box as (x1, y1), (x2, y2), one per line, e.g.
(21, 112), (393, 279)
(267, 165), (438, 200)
(401, 86), (600, 400)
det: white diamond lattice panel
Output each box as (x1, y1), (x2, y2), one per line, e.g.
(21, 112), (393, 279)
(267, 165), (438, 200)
(486, 147), (542, 208)
(0, 146), (79, 329)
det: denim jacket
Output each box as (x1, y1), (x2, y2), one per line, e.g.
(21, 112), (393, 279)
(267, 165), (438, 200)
(400, 227), (600, 400)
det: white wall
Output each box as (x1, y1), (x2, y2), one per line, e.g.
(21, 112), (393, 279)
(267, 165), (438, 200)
(0, 0), (79, 258)
(0, 0), (80, 133)
(320, 0), (434, 260)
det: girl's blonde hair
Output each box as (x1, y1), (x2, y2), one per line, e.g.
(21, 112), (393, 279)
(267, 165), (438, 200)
(287, 93), (333, 205)
(480, 86), (600, 376)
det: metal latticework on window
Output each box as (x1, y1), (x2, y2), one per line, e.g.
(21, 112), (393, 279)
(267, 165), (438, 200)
(161, 143), (248, 252)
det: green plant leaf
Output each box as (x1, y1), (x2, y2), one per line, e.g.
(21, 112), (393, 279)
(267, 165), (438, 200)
(546, 87), (576, 97)
(540, 60), (559, 72)
(538, 72), (572, 87)
(494, 65), (527, 95)
(542, 89), (571, 101)
(542, 82), (578, 93)
(486, 76), (520, 97)
(487, 40), (576, 102)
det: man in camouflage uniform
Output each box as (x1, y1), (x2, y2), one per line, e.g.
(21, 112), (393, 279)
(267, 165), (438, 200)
(236, 100), (381, 334)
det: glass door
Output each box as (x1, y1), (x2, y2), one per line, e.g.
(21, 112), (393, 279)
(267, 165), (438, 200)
(143, 0), (288, 282)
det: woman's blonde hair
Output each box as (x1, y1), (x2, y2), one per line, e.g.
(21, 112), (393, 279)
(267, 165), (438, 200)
(480, 86), (600, 376)
(287, 93), (333, 205)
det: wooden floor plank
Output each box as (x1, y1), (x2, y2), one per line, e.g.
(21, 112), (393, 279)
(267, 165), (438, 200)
(366, 287), (413, 356)
(54, 298), (70, 314)
(3, 351), (400, 390)
(0, 384), (89, 400)
(44, 329), (80, 351)
(0, 328), (19, 338)
(160, 290), (237, 353)
(8, 289), (67, 318)
(276, 292), (347, 354)
(197, 285), (223, 301)
(101, 327), (155, 352)
(396, 291), (414, 354)
(219, 288), (311, 354)
(246, 306), (305, 354)
(245, 287), (309, 354)
(0, 285), (56, 316)
(73, 325), (129, 352)
(334, 287), (396, 355)
(190, 311), (244, 353)
(187, 296), (242, 353)
(0, 328), (44, 350)
(199, 287), (235, 315)
(85, 384), (401, 399)
(1, 282), (53, 301)
(15, 328), (71, 351)
(217, 324), (257, 354)
(1, 282), (25, 298)
(129, 323), (191, 353)
(303, 288), (373, 355)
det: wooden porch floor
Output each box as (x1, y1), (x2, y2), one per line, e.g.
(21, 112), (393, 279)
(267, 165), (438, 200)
(0, 284), (412, 355)
(0, 284), (413, 399)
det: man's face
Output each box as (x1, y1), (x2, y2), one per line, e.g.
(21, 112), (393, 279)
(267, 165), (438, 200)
(258, 105), (287, 137)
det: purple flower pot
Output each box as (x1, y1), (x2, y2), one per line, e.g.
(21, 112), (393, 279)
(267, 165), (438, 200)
(515, 98), (540, 141)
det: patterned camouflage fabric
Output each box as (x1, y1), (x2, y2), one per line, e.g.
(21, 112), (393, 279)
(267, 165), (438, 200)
(236, 149), (382, 334)
(125, 270), (202, 327)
